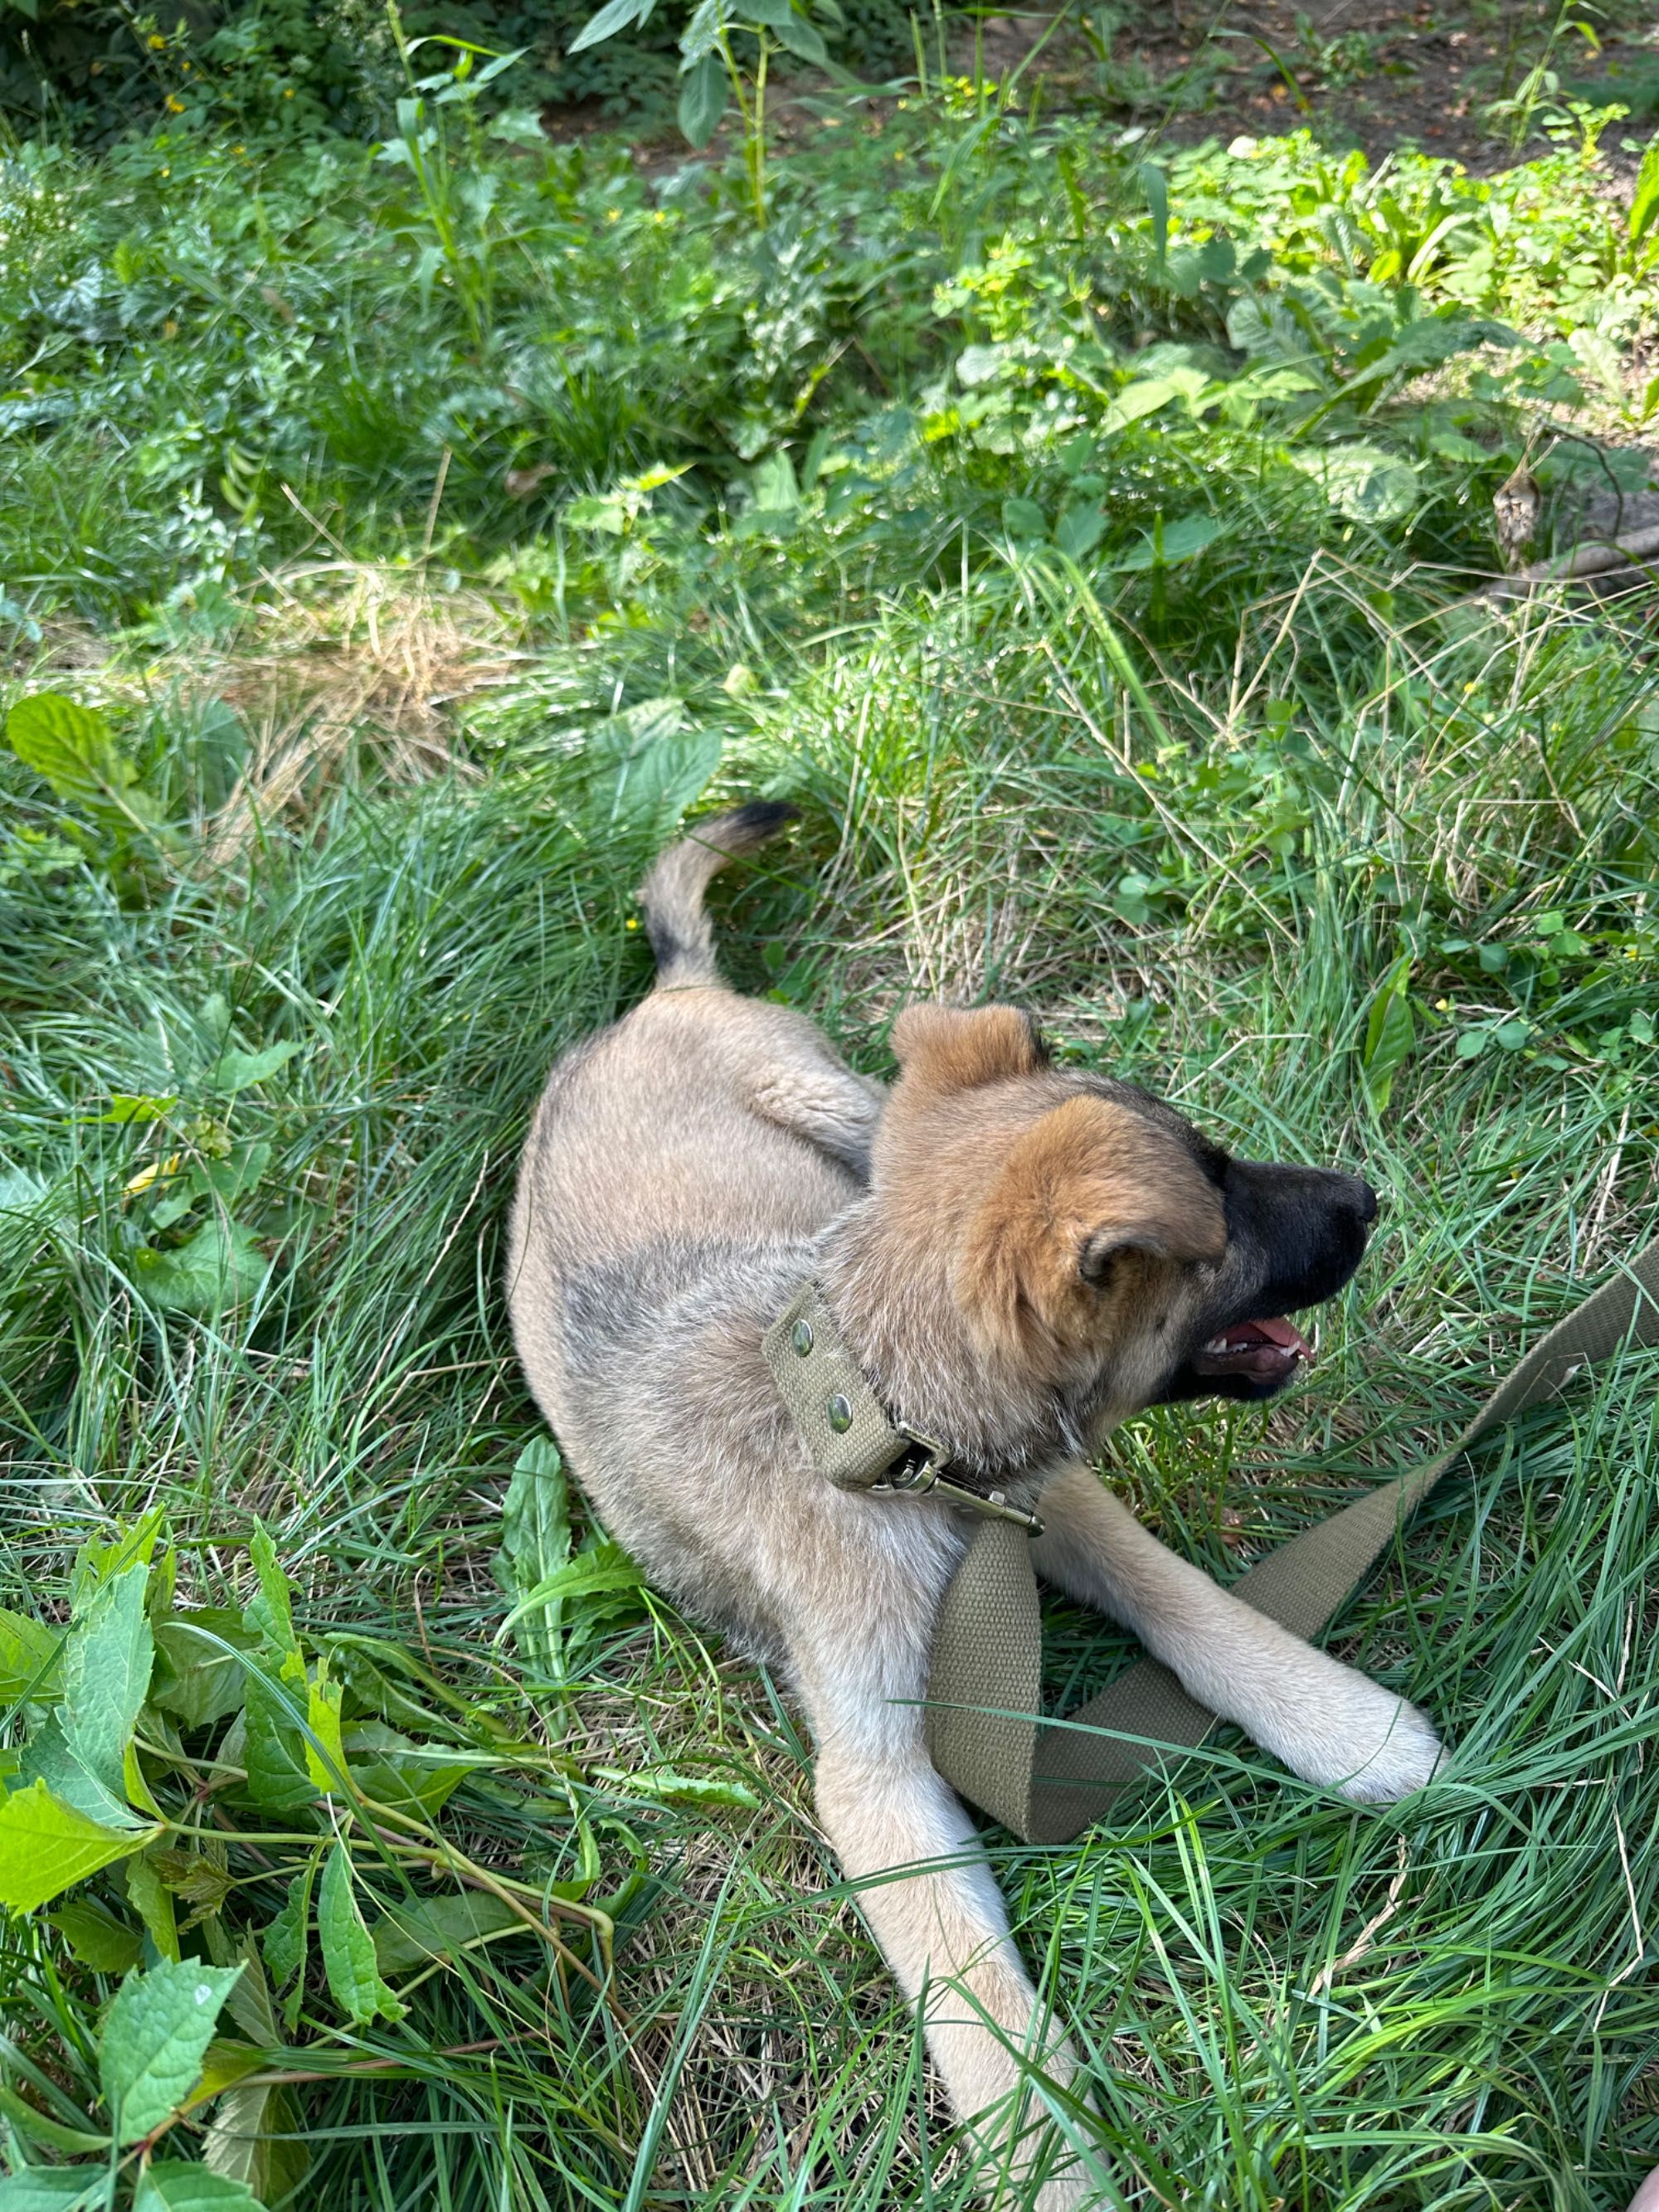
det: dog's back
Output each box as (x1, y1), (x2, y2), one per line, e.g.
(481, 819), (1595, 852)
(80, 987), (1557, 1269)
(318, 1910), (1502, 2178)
(505, 805), (886, 1617)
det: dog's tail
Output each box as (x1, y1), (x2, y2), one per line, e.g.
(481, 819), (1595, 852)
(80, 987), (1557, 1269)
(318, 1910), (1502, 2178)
(637, 800), (798, 988)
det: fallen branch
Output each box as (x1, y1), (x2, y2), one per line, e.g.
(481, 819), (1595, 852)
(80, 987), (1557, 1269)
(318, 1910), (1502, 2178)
(1485, 523), (1659, 598)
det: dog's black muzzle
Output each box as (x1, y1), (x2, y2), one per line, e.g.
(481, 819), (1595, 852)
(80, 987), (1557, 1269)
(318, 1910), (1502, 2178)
(1156, 1160), (1379, 1403)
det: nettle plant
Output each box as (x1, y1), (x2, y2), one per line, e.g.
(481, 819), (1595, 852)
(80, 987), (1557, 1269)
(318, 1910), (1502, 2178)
(570, 0), (835, 221)
(0, 1451), (744, 2205)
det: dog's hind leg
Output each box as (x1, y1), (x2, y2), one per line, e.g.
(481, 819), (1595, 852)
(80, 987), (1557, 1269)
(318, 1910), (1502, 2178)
(737, 1046), (885, 1178)
(1031, 1463), (1443, 1802)
(795, 1632), (1098, 2208)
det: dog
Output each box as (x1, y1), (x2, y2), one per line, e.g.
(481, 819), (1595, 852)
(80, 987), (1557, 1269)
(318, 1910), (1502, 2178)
(506, 805), (1444, 2206)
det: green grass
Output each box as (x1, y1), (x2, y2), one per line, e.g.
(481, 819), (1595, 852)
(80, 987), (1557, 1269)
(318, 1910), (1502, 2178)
(2, 58), (1658, 2212)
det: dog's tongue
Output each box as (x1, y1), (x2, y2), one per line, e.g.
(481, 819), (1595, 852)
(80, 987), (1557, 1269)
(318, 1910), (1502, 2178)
(1219, 1316), (1314, 1359)
(1193, 1314), (1316, 1381)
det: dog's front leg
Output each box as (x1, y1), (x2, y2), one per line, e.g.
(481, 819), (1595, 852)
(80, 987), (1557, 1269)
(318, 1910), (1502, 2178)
(1032, 1463), (1443, 1801)
(797, 1641), (1097, 2209)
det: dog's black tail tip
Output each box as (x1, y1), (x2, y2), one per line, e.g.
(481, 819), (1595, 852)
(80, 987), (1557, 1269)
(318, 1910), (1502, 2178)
(716, 797), (800, 848)
(637, 799), (800, 988)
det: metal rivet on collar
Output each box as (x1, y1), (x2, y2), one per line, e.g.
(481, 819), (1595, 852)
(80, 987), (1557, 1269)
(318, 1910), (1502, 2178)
(826, 1393), (853, 1433)
(791, 1319), (814, 1357)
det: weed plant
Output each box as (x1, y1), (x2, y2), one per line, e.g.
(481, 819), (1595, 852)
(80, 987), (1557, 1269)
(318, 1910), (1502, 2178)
(0, 61), (1657, 2212)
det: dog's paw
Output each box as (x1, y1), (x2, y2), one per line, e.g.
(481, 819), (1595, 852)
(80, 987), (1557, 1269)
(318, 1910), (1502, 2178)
(1259, 1662), (1446, 1803)
(1327, 1690), (1446, 1804)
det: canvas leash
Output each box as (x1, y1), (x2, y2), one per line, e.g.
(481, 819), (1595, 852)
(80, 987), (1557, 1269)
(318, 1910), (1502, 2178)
(765, 1240), (1659, 1845)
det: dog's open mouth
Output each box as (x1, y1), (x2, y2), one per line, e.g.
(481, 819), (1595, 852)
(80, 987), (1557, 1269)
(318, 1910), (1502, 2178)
(1190, 1315), (1314, 1387)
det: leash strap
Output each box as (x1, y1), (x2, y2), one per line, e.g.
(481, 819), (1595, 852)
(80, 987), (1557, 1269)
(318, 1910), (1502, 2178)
(926, 1238), (1659, 1844)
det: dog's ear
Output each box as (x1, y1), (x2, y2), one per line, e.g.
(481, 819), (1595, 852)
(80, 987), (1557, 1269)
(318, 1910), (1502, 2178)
(964, 1096), (1224, 1357)
(890, 1004), (1045, 1096)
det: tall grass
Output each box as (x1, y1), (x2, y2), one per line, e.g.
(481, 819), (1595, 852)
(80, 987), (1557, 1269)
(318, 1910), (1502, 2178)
(2, 66), (1657, 2212)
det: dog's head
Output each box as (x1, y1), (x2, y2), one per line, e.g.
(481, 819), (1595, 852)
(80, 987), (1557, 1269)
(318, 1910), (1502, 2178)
(874, 1004), (1377, 1411)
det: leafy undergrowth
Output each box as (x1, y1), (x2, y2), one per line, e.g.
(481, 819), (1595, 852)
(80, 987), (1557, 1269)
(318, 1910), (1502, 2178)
(1, 65), (1658, 2212)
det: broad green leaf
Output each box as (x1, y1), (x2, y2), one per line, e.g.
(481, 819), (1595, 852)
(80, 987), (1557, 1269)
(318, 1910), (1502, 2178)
(567, 0), (654, 51)
(18, 1710), (137, 1826)
(1362, 957), (1416, 1111)
(564, 492), (627, 533)
(61, 1561), (153, 1811)
(772, 11), (826, 63)
(243, 1650), (315, 1811)
(133, 1218), (268, 1317)
(1053, 502), (1106, 562)
(262, 1859), (318, 2033)
(1297, 441), (1419, 523)
(344, 1724), (473, 1820)
(750, 450), (799, 517)
(1109, 512), (1226, 571)
(678, 51), (726, 147)
(125, 1847), (181, 1962)
(5, 692), (159, 830)
(372, 1891), (524, 1974)
(207, 1041), (300, 1095)
(1102, 377), (1177, 430)
(49, 1897), (144, 1974)
(152, 1611), (255, 1731)
(496, 1543), (644, 1639)
(0, 2173), (105, 2210)
(303, 1660), (348, 1795)
(0, 1781), (155, 1912)
(323, 1641), (453, 1738)
(0, 1607), (63, 1703)
(99, 1958), (242, 2143)
(1001, 497), (1048, 542)
(317, 1844), (406, 2026)
(587, 698), (720, 833)
(71, 1514), (164, 1606)
(493, 1437), (571, 1680)
(134, 2163), (266, 2211)
(93, 1095), (177, 1124)
(243, 1528), (297, 1658)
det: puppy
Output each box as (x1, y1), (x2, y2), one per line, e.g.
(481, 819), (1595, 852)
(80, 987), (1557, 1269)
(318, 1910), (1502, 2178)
(507, 805), (1443, 2206)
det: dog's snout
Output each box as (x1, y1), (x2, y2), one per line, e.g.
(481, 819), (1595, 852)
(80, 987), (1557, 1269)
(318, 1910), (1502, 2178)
(1344, 1174), (1379, 1228)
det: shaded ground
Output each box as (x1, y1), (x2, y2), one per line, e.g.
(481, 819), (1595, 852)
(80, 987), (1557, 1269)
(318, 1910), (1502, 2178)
(1082, 0), (1659, 173)
(548, 0), (1659, 183)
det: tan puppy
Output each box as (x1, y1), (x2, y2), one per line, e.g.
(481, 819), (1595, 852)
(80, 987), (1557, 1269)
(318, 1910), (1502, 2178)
(507, 806), (1443, 2206)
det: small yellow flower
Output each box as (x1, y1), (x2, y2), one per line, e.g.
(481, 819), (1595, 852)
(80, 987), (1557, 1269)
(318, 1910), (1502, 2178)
(1626, 946), (1641, 960)
(1435, 998), (1452, 1013)
(283, 85), (295, 97)
(625, 916), (640, 931)
(1463, 679), (1478, 693)
(181, 59), (192, 70)
(606, 207), (620, 221)
(233, 142), (246, 153)
(165, 94), (185, 111)
(148, 32), (166, 47)
(125, 1154), (182, 1196)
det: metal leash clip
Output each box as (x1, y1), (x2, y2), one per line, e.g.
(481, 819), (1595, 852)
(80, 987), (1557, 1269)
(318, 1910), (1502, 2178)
(873, 1427), (1044, 1538)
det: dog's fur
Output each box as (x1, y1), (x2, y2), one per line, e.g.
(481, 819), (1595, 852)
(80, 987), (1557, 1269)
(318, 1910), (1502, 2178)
(507, 807), (1444, 2206)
